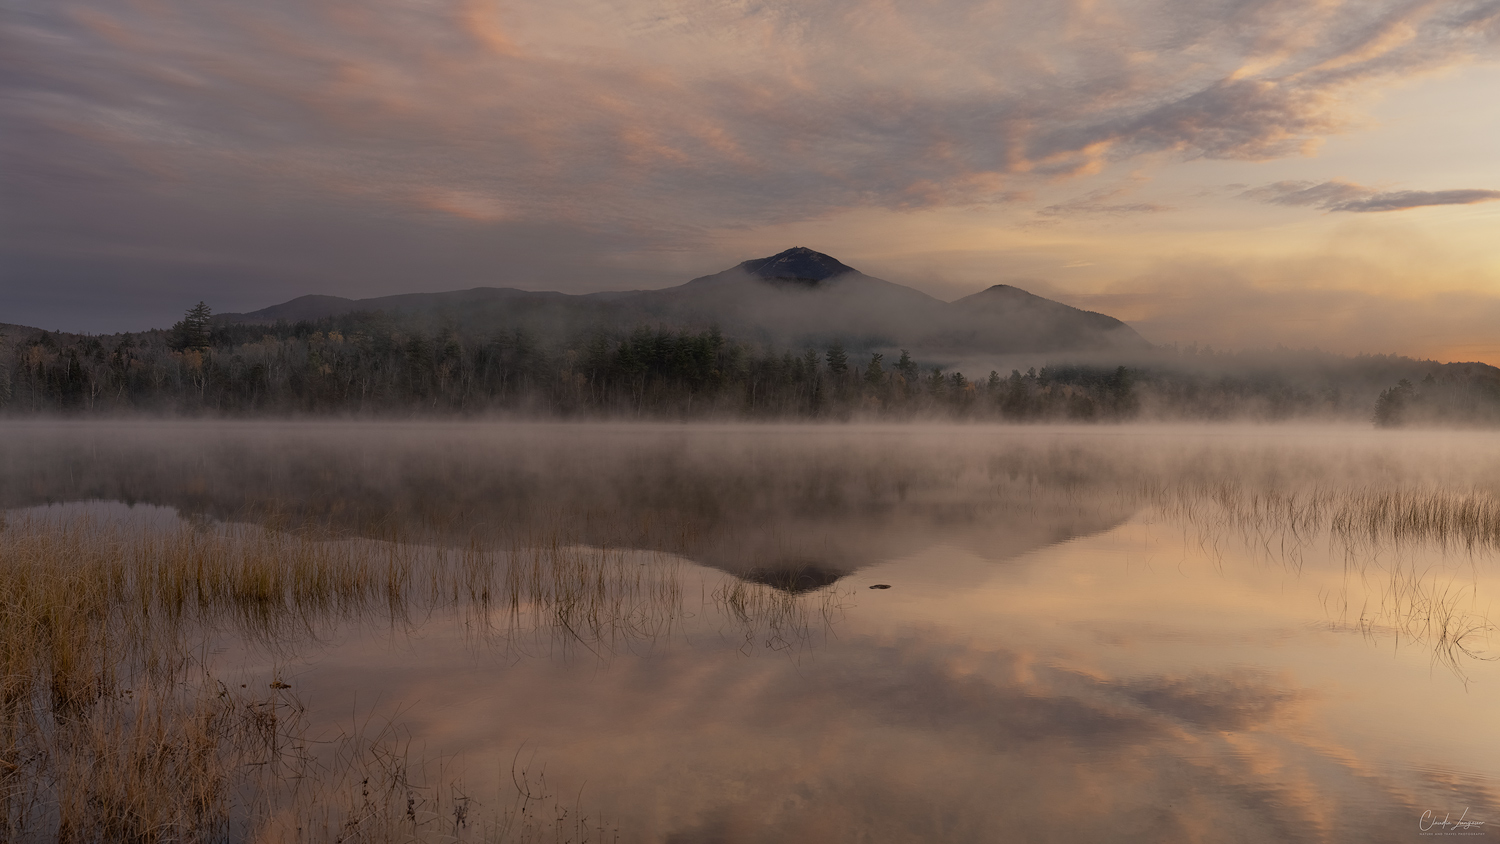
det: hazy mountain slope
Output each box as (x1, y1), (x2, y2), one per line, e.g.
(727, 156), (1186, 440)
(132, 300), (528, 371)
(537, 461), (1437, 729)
(220, 287), (625, 339)
(630, 267), (954, 349)
(224, 288), (565, 325)
(217, 247), (1150, 356)
(0, 323), (93, 343)
(225, 295), (360, 323)
(944, 285), (1151, 353)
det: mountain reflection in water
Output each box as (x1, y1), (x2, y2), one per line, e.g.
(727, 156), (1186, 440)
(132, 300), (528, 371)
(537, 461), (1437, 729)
(3, 421), (1498, 843)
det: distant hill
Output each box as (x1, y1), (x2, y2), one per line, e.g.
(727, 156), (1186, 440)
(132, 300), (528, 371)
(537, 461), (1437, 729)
(7, 269), (1500, 424)
(0, 323), (94, 345)
(217, 247), (1150, 357)
(3, 323), (64, 338)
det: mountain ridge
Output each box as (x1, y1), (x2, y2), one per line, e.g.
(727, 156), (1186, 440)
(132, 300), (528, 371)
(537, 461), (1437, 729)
(216, 247), (1151, 357)
(734, 245), (858, 284)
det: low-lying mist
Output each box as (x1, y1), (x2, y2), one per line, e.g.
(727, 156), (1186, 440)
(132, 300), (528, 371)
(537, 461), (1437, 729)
(6, 420), (1500, 579)
(7, 310), (1498, 424)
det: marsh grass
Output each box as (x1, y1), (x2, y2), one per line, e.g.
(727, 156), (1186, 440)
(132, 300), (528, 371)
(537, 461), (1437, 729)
(0, 514), (703, 842)
(711, 576), (852, 655)
(1142, 478), (1500, 554)
(492, 541), (684, 658)
(252, 713), (619, 844)
(1356, 562), (1496, 679)
(1142, 482), (1500, 679)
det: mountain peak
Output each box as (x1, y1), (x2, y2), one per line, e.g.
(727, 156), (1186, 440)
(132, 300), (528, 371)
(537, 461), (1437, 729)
(738, 247), (857, 284)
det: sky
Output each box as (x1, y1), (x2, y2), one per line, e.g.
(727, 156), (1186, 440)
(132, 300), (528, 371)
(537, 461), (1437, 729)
(3, 0), (1499, 362)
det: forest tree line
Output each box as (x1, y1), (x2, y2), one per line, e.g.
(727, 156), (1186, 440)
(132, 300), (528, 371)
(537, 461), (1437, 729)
(2, 304), (1497, 424)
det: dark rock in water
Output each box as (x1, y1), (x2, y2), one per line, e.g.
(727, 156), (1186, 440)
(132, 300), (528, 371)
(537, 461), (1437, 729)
(742, 564), (846, 593)
(737, 246), (857, 284)
(868, 584), (892, 589)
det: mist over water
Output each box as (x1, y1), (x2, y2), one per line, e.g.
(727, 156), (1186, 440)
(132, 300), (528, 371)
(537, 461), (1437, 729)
(3, 420), (1498, 842)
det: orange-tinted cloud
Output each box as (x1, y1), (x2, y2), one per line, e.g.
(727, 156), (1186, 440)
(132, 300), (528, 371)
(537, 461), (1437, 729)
(4, 0), (1500, 332)
(12, 0), (1499, 227)
(460, 0), (518, 56)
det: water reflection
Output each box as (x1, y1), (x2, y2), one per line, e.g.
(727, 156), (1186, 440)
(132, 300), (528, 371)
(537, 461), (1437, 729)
(3, 421), (1500, 842)
(0, 421), (1143, 582)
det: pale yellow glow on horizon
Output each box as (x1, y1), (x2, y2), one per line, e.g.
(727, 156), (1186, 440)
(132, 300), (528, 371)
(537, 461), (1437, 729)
(667, 61), (1500, 364)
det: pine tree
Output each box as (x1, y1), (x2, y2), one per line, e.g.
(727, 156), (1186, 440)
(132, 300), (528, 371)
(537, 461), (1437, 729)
(1373, 378), (1413, 428)
(825, 341), (848, 378)
(896, 349), (918, 382)
(802, 348), (820, 376)
(929, 367), (946, 397)
(171, 302), (213, 352)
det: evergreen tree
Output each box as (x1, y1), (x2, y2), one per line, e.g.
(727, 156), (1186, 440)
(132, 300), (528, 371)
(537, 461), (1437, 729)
(584, 332), (612, 385)
(864, 353), (884, 387)
(1373, 378), (1414, 427)
(171, 302), (213, 352)
(929, 368), (946, 398)
(896, 349), (919, 383)
(826, 341), (848, 378)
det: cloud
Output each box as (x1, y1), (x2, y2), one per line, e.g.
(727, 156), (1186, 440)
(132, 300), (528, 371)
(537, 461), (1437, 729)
(1337, 189), (1500, 212)
(1038, 177), (1172, 218)
(1244, 180), (1500, 212)
(9, 0), (1498, 227)
(4, 0), (1500, 327)
(1114, 672), (1301, 731)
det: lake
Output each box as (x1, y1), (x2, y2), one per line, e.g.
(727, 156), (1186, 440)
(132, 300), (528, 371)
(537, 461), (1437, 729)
(2, 421), (1497, 843)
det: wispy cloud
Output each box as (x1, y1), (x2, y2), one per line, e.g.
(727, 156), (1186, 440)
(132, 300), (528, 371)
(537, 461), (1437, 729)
(1039, 178), (1172, 218)
(4, 0), (1500, 327)
(9, 0), (1499, 228)
(1243, 180), (1500, 212)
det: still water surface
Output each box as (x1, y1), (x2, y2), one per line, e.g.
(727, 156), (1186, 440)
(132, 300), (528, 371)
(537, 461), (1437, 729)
(5, 421), (1498, 843)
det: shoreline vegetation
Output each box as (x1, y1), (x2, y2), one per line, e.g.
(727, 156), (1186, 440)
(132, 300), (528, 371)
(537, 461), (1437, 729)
(4, 305), (1499, 425)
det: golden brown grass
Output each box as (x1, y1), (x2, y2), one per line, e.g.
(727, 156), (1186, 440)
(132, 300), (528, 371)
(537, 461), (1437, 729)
(0, 514), (691, 842)
(495, 540), (683, 657)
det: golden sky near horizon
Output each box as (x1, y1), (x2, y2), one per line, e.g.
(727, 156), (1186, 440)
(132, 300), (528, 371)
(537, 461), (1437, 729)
(3, 0), (1498, 361)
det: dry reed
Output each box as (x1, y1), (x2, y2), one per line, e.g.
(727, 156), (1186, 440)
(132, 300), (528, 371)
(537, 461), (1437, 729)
(0, 514), (691, 842)
(711, 577), (851, 655)
(1142, 480), (1500, 555)
(1140, 482), (1500, 679)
